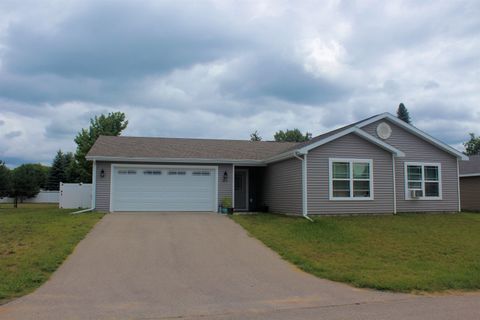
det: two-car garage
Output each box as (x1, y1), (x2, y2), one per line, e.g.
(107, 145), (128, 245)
(110, 165), (217, 212)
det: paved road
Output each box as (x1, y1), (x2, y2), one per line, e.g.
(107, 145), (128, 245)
(0, 212), (479, 320)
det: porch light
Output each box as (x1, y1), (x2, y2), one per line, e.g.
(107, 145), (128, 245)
(223, 171), (228, 182)
(100, 169), (105, 178)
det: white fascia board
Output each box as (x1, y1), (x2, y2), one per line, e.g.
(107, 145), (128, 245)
(297, 127), (404, 157)
(459, 173), (480, 177)
(86, 156), (266, 166)
(297, 127), (358, 154)
(356, 113), (468, 160)
(263, 150), (297, 164)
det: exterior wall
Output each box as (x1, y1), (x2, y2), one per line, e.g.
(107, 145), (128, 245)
(263, 157), (302, 215)
(94, 161), (233, 212)
(307, 133), (394, 215)
(363, 119), (459, 212)
(95, 162), (112, 212)
(218, 164), (233, 208)
(460, 176), (480, 211)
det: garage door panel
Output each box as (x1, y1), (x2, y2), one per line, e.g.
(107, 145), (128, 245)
(111, 167), (216, 212)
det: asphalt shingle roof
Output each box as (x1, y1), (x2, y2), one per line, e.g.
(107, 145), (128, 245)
(87, 136), (299, 161)
(459, 155), (480, 175)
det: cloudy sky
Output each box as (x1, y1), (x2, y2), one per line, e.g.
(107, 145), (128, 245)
(0, 0), (479, 167)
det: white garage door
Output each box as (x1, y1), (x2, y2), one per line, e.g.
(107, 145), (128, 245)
(111, 166), (217, 212)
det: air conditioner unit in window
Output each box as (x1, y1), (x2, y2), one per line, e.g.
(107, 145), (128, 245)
(410, 190), (423, 199)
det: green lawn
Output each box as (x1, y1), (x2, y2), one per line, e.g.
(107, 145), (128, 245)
(232, 213), (480, 293)
(0, 204), (103, 303)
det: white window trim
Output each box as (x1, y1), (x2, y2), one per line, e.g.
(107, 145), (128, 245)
(329, 158), (374, 201)
(404, 162), (442, 200)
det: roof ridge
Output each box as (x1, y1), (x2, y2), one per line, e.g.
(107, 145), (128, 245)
(99, 135), (299, 144)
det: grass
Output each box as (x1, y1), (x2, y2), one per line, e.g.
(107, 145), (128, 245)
(231, 213), (480, 293)
(0, 203), (103, 303)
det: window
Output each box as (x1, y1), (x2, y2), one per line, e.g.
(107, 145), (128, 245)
(118, 169), (136, 175)
(168, 170), (186, 175)
(192, 171), (211, 176)
(405, 163), (441, 199)
(144, 170), (162, 175)
(330, 159), (373, 200)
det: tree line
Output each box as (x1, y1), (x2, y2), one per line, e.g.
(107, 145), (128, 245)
(0, 112), (128, 206)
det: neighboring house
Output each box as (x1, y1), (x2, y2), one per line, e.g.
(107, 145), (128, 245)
(459, 155), (480, 211)
(86, 112), (467, 216)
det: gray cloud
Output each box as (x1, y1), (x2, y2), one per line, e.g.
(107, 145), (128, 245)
(2, 1), (250, 78)
(219, 56), (351, 105)
(424, 81), (440, 90)
(5, 130), (22, 139)
(0, 0), (478, 166)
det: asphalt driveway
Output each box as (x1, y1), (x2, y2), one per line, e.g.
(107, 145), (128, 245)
(0, 212), (479, 320)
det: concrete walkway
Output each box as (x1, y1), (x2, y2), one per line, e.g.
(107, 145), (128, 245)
(0, 212), (479, 320)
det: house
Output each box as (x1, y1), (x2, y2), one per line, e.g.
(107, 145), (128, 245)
(459, 155), (480, 211)
(86, 112), (468, 216)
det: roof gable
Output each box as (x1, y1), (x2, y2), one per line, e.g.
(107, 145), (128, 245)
(295, 127), (405, 157)
(292, 112), (467, 160)
(356, 113), (468, 160)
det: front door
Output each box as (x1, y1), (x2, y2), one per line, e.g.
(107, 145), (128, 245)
(234, 170), (248, 210)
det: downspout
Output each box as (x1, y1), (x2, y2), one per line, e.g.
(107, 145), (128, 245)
(457, 158), (461, 212)
(392, 154), (397, 215)
(71, 160), (96, 215)
(294, 152), (313, 222)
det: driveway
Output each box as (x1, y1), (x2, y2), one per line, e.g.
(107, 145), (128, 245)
(0, 212), (479, 320)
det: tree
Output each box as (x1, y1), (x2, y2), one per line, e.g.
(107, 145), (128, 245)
(274, 129), (312, 142)
(46, 150), (68, 190)
(63, 152), (77, 182)
(250, 130), (262, 141)
(0, 161), (11, 198)
(10, 164), (48, 207)
(464, 133), (480, 155)
(74, 112), (128, 182)
(397, 103), (411, 124)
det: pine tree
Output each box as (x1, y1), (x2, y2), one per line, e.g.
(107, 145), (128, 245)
(0, 161), (11, 198)
(397, 103), (411, 124)
(46, 150), (66, 190)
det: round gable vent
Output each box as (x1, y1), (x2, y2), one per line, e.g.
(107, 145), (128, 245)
(376, 122), (392, 140)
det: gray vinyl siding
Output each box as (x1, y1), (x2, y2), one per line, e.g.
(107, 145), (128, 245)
(95, 162), (111, 212)
(307, 133), (394, 215)
(94, 161), (233, 212)
(263, 157), (302, 215)
(363, 119), (459, 212)
(218, 164), (233, 207)
(460, 176), (480, 211)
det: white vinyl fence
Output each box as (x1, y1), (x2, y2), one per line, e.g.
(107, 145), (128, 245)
(0, 190), (59, 203)
(59, 183), (92, 209)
